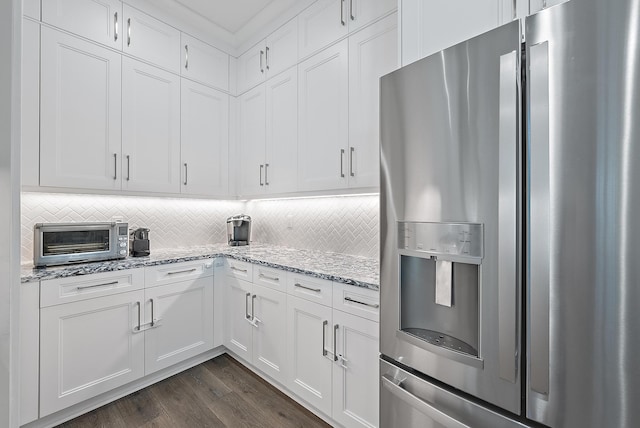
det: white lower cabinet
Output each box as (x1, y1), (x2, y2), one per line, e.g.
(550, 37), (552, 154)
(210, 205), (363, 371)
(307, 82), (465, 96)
(225, 276), (254, 361)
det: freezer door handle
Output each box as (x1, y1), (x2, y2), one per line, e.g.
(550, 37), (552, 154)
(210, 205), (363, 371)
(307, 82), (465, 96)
(381, 374), (472, 428)
(497, 50), (520, 384)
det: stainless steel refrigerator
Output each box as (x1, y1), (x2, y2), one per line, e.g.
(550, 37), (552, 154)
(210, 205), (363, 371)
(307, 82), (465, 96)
(379, 0), (640, 427)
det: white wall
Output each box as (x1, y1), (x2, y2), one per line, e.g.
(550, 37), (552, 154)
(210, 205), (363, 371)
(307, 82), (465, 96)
(0, 0), (21, 426)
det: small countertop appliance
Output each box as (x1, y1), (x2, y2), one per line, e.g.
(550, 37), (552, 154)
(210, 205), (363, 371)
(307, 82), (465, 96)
(227, 215), (251, 246)
(129, 227), (150, 257)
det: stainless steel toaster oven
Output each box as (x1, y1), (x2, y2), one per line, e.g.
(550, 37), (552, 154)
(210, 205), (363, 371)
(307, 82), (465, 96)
(34, 222), (129, 267)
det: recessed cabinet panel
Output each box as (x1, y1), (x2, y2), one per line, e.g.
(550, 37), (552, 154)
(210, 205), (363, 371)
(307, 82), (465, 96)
(22, 18), (40, 187)
(23, 0), (41, 19)
(42, 0), (122, 50)
(265, 18), (298, 78)
(181, 33), (229, 91)
(298, 0), (348, 59)
(348, 0), (396, 32)
(237, 40), (267, 95)
(40, 27), (122, 191)
(238, 84), (267, 196)
(225, 277), (254, 361)
(252, 284), (287, 384)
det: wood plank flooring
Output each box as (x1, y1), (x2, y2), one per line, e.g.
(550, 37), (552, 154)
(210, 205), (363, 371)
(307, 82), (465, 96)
(56, 354), (331, 428)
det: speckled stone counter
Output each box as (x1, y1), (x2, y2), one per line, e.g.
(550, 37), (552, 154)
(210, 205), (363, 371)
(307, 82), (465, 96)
(21, 243), (380, 290)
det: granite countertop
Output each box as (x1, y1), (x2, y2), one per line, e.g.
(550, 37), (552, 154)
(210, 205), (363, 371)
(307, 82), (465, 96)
(21, 243), (380, 290)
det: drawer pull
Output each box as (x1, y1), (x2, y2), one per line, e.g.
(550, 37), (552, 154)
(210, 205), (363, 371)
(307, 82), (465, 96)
(166, 268), (197, 275)
(231, 266), (248, 273)
(259, 273), (280, 281)
(295, 283), (322, 293)
(344, 296), (380, 308)
(76, 280), (118, 290)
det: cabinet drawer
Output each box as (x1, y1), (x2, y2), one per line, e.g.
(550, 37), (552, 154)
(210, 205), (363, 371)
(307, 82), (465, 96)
(226, 259), (253, 280)
(145, 259), (214, 288)
(41, 268), (144, 308)
(253, 265), (286, 291)
(332, 282), (379, 322)
(287, 273), (332, 307)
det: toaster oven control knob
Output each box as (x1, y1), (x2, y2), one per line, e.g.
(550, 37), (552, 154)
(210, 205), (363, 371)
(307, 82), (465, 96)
(120, 242), (127, 248)
(119, 250), (127, 255)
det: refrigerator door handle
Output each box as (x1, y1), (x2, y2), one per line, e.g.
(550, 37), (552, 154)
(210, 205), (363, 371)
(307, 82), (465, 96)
(381, 374), (472, 428)
(497, 49), (520, 384)
(528, 41), (551, 397)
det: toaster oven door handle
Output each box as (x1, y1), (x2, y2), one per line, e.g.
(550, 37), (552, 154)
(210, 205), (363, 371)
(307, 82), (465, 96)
(77, 280), (119, 290)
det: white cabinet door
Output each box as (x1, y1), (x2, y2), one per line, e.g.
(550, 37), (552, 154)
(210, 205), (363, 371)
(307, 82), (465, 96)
(225, 277), (254, 362)
(348, 0), (396, 32)
(40, 290), (145, 417)
(265, 66), (298, 194)
(265, 18), (298, 79)
(20, 282), (39, 426)
(237, 40), (267, 94)
(298, 0), (348, 59)
(23, 0), (40, 20)
(122, 57), (181, 194)
(181, 79), (229, 197)
(122, 5), (181, 73)
(144, 277), (214, 374)
(401, 0), (501, 66)
(332, 310), (379, 428)
(238, 83), (267, 196)
(251, 284), (287, 385)
(40, 27), (122, 191)
(42, 0), (122, 50)
(21, 18), (39, 187)
(286, 294), (333, 416)
(348, 13), (398, 189)
(298, 40), (349, 191)
(181, 33), (229, 91)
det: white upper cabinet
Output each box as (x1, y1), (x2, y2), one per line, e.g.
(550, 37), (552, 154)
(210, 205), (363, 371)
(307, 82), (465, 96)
(529, 0), (569, 14)
(181, 79), (229, 197)
(347, 0), (397, 32)
(122, 5), (181, 73)
(237, 40), (268, 95)
(181, 33), (229, 91)
(42, 0), (122, 50)
(298, 0), (348, 59)
(238, 84), (267, 196)
(348, 13), (398, 189)
(23, 0), (41, 19)
(40, 27), (122, 191)
(298, 40), (349, 192)
(122, 57), (181, 193)
(22, 18), (39, 188)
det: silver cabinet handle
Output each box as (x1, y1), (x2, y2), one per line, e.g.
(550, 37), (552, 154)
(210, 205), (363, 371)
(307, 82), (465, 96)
(127, 18), (131, 47)
(264, 163), (269, 185)
(260, 50), (264, 73)
(245, 292), (251, 319)
(113, 153), (117, 180)
(322, 320), (328, 357)
(251, 294), (256, 320)
(114, 12), (118, 41)
(340, 0), (346, 25)
(333, 324), (339, 362)
(183, 163), (188, 186)
(340, 149), (345, 178)
(294, 283), (321, 293)
(184, 44), (189, 70)
(543, 0), (547, 7)
(265, 46), (270, 70)
(77, 280), (118, 290)
(126, 155), (130, 181)
(350, 0), (355, 20)
(231, 266), (248, 273)
(259, 273), (279, 281)
(512, 0), (517, 19)
(259, 164), (264, 186)
(349, 147), (355, 177)
(344, 296), (379, 308)
(381, 375), (471, 428)
(167, 268), (196, 275)
(150, 298), (155, 327)
(136, 301), (141, 331)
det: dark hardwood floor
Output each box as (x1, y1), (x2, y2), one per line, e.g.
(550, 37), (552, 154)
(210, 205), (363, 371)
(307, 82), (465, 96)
(56, 354), (331, 428)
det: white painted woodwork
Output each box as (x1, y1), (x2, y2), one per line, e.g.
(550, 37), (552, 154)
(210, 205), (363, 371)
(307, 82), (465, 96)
(144, 259), (214, 288)
(297, 40), (349, 191)
(348, 13), (398, 189)
(21, 18), (39, 187)
(181, 33), (229, 91)
(238, 83), (267, 196)
(400, 0), (502, 66)
(529, 0), (569, 13)
(225, 276), (254, 362)
(42, 0), (122, 50)
(332, 310), (379, 428)
(20, 281), (39, 426)
(39, 290), (145, 416)
(226, 259), (253, 280)
(237, 40), (267, 94)
(265, 18), (298, 78)
(252, 265), (287, 292)
(251, 284), (287, 385)
(213, 260), (226, 348)
(287, 273), (333, 307)
(265, 66), (298, 194)
(40, 268), (144, 308)
(122, 4), (181, 73)
(122, 57), (181, 193)
(40, 27), (122, 191)
(181, 79), (230, 197)
(298, 0), (348, 59)
(144, 277), (214, 374)
(332, 282), (379, 322)
(23, 0), (40, 19)
(347, 0), (396, 33)
(286, 294), (333, 416)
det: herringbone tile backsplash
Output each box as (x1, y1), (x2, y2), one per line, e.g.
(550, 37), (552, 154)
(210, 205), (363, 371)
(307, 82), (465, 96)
(21, 193), (379, 264)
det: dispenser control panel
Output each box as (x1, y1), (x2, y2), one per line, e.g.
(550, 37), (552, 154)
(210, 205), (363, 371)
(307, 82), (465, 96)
(398, 222), (483, 263)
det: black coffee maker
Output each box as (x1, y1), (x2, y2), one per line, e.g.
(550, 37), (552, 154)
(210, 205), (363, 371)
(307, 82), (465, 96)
(130, 227), (150, 257)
